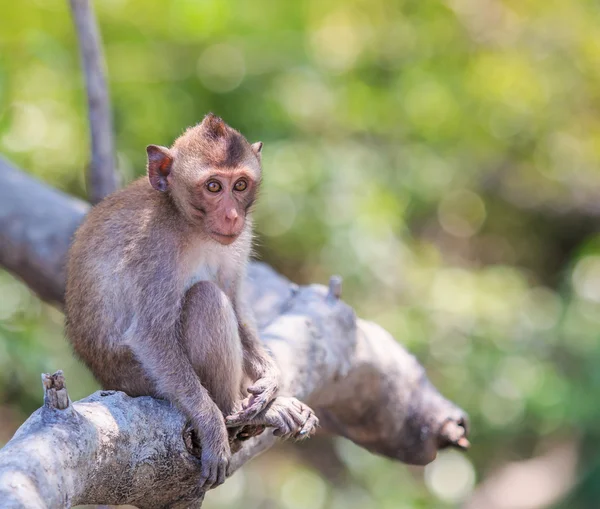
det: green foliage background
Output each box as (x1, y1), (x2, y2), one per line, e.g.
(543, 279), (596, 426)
(2, 0), (600, 507)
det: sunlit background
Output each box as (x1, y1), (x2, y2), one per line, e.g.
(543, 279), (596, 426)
(2, 0), (600, 507)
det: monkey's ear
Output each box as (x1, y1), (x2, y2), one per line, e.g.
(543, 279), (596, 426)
(251, 142), (263, 161)
(146, 145), (173, 192)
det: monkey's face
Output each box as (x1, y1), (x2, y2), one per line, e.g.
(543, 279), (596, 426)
(188, 169), (259, 245)
(146, 114), (264, 245)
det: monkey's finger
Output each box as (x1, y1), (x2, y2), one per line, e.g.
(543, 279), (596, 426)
(226, 404), (252, 424)
(270, 411), (293, 437)
(198, 473), (210, 490)
(208, 467), (218, 489)
(291, 398), (305, 412)
(216, 462), (227, 487)
(235, 397), (268, 421)
(247, 384), (265, 395)
(225, 415), (243, 426)
(231, 412), (269, 428)
(285, 399), (318, 436)
(286, 407), (309, 438)
(233, 395), (261, 414)
(226, 404), (262, 426)
(241, 396), (254, 409)
(273, 424), (291, 438)
(247, 381), (277, 400)
(200, 461), (217, 490)
(198, 466), (208, 486)
(296, 413), (319, 439)
(292, 404), (310, 426)
(280, 405), (306, 427)
(202, 476), (214, 490)
(296, 405), (310, 424)
(294, 415), (318, 440)
(275, 408), (298, 438)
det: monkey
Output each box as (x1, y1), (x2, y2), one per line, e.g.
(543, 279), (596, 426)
(64, 113), (318, 490)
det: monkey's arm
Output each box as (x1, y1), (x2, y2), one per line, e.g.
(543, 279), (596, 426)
(130, 302), (231, 489)
(240, 313), (280, 380)
(227, 297), (281, 425)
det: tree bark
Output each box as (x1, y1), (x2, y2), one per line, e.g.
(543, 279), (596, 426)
(0, 159), (469, 507)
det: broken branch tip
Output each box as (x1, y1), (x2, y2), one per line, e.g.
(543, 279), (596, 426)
(327, 275), (343, 300)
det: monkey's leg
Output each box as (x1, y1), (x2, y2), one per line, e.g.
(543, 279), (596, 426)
(181, 281), (245, 417)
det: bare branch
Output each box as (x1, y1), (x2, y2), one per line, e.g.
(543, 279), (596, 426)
(68, 0), (118, 203)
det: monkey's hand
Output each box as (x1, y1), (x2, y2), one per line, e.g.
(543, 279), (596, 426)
(197, 419), (231, 490)
(225, 375), (279, 426)
(228, 396), (319, 440)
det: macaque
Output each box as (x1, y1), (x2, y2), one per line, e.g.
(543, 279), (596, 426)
(65, 114), (317, 489)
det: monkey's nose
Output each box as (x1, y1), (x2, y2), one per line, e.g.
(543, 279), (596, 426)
(225, 208), (238, 221)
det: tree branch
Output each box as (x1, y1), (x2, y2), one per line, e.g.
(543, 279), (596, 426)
(0, 267), (467, 508)
(0, 160), (469, 507)
(0, 156), (87, 305)
(68, 0), (118, 203)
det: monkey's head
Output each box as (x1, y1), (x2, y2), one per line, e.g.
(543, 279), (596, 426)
(146, 114), (262, 245)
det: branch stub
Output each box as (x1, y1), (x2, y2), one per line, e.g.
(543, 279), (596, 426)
(42, 370), (70, 410)
(327, 275), (343, 301)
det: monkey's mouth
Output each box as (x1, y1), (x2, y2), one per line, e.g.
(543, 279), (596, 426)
(210, 231), (240, 245)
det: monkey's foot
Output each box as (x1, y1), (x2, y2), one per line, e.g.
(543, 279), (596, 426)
(227, 396), (318, 440)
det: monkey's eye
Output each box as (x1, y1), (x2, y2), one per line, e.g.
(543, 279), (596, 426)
(206, 181), (222, 193)
(234, 180), (248, 192)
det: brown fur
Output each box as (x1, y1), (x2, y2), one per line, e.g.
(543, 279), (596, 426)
(65, 114), (279, 489)
(174, 113), (257, 169)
